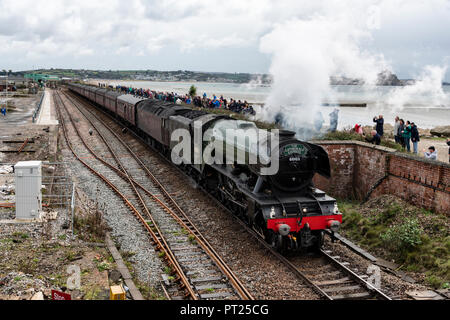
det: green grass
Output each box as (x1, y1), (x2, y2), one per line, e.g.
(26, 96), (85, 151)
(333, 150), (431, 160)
(318, 130), (404, 151)
(96, 262), (111, 272)
(339, 196), (449, 289)
(164, 266), (172, 275)
(12, 232), (29, 240)
(58, 234), (67, 241)
(135, 282), (167, 300)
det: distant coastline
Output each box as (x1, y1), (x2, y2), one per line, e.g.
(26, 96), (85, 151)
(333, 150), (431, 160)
(4, 68), (449, 86)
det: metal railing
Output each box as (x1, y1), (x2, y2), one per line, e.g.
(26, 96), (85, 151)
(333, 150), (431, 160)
(32, 91), (45, 123)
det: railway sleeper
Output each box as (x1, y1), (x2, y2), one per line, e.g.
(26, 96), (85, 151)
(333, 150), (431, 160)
(191, 276), (224, 284)
(314, 277), (352, 286)
(308, 271), (343, 279)
(186, 270), (218, 277)
(200, 292), (233, 300)
(330, 292), (372, 300)
(177, 255), (211, 263)
(171, 246), (201, 252)
(195, 284), (230, 291)
(182, 261), (215, 268)
(323, 285), (364, 294)
(174, 251), (204, 258)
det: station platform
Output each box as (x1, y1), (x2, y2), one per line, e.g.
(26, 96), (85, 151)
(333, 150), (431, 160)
(36, 89), (59, 126)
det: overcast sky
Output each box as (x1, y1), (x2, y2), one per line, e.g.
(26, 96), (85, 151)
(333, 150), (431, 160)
(1, 0), (449, 81)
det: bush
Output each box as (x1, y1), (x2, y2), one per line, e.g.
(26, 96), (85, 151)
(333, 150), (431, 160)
(189, 85), (197, 97)
(319, 130), (364, 141)
(317, 129), (403, 151)
(381, 219), (423, 253)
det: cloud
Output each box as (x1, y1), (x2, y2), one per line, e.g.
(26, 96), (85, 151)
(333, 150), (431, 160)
(0, 0), (448, 80)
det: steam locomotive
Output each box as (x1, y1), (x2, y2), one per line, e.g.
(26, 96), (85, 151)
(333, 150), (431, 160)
(68, 83), (342, 252)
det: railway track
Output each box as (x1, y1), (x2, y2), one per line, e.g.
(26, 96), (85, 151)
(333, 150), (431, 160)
(63, 88), (392, 301)
(54, 90), (253, 301)
(291, 250), (392, 300)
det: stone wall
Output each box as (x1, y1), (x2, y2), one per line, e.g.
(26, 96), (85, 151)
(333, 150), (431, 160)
(313, 141), (450, 215)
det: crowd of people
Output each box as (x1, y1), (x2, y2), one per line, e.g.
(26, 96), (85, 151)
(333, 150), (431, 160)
(105, 84), (256, 116)
(99, 84), (450, 162)
(353, 114), (450, 162)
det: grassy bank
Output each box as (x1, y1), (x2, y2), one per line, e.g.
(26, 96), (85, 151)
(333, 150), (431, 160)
(338, 195), (449, 289)
(318, 130), (403, 151)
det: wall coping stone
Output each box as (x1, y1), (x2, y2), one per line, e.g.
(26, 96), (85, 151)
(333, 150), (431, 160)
(312, 140), (450, 169)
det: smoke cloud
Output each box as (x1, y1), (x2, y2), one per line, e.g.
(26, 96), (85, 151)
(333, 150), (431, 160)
(258, 3), (389, 137)
(386, 65), (449, 111)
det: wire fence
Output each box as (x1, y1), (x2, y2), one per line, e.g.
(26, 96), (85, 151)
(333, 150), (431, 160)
(0, 162), (75, 213)
(31, 91), (46, 123)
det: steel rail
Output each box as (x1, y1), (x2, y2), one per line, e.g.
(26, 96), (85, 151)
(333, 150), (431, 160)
(17, 139), (29, 153)
(320, 250), (392, 300)
(64, 90), (254, 301)
(54, 91), (198, 300)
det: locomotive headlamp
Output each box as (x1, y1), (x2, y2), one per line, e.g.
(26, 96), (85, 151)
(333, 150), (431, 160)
(270, 207), (276, 219)
(278, 224), (291, 237)
(328, 220), (341, 233)
(303, 208), (308, 213)
(334, 203), (341, 215)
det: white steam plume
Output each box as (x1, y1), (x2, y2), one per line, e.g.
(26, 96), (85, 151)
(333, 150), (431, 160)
(386, 65), (449, 111)
(258, 4), (389, 138)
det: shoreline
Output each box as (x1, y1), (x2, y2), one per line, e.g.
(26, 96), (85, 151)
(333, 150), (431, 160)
(87, 78), (450, 88)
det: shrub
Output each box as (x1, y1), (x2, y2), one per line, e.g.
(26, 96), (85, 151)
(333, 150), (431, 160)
(189, 85), (197, 97)
(381, 219), (423, 253)
(317, 129), (403, 151)
(319, 130), (364, 141)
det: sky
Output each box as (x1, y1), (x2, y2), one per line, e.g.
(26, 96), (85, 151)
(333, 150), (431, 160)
(0, 0), (449, 81)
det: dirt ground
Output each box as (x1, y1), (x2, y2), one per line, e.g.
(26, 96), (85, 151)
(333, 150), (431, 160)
(0, 220), (113, 300)
(0, 94), (131, 300)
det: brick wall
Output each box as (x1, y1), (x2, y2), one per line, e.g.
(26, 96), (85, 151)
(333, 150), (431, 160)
(313, 141), (450, 215)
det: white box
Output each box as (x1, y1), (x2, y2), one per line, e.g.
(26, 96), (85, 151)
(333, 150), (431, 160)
(15, 161), (42, 220)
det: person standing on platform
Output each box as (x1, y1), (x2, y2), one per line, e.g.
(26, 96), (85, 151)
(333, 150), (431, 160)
(314, 111), (325, 132)
(411, 123), (420, 154)
(373, 115), (384, 137)
(329, 109), (340, 132)
(447, 138), (450, 163)
(402, 121), (412, 152)
(394, 116), (400, 143)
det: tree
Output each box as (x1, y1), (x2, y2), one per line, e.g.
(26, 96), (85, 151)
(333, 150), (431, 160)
(189, 85), (197, 98)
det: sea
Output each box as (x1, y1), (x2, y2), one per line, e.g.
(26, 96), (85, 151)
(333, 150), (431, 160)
(96, 80), (450, 130)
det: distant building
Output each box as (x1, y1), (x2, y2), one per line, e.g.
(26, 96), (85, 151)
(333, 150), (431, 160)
(0, 76), (29, 91)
